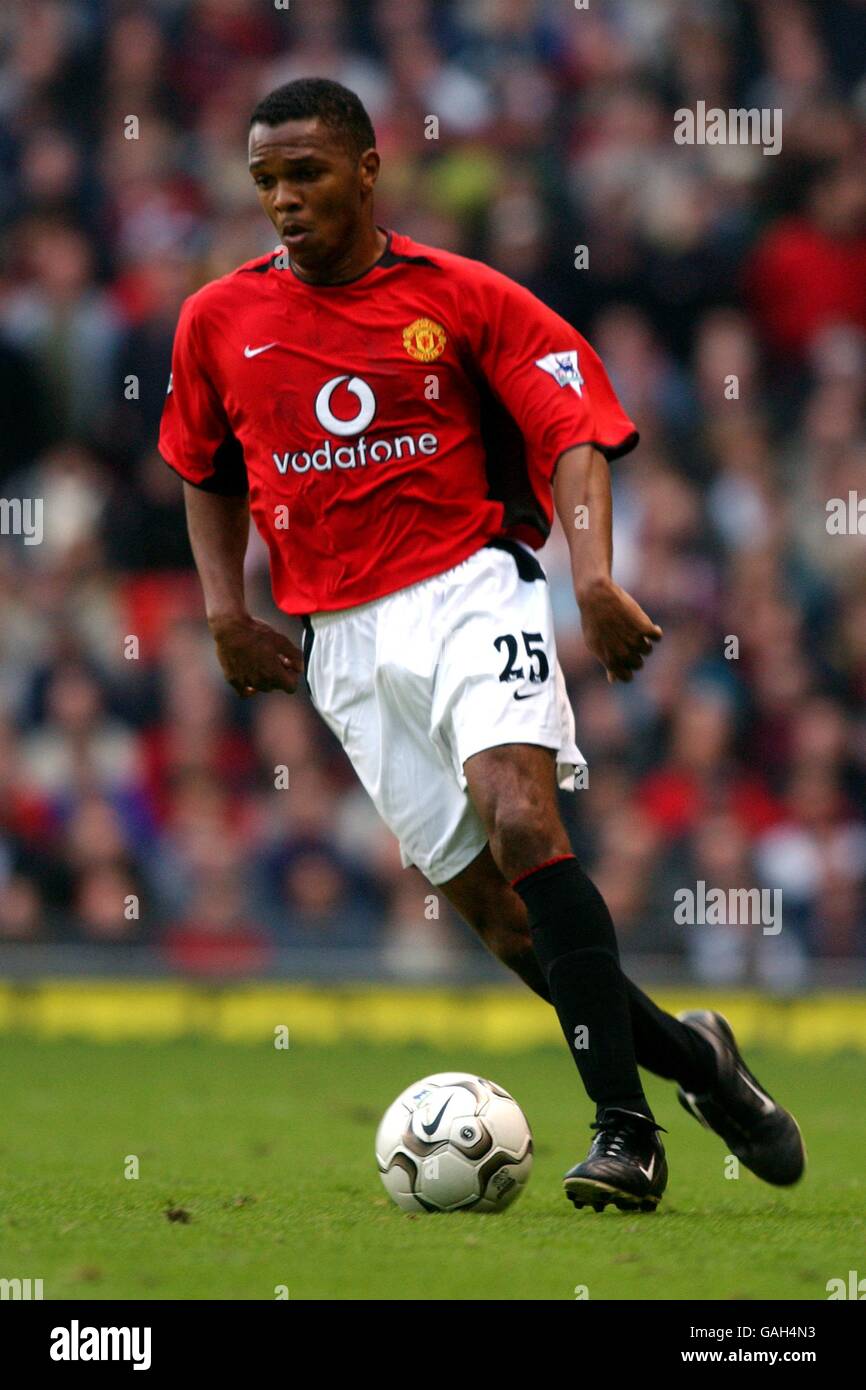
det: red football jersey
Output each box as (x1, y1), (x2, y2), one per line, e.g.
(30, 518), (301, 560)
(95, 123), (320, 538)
(159, 227), (638, 615)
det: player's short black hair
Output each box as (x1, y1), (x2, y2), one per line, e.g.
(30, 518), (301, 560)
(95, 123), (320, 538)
(249, 78), (376, 160)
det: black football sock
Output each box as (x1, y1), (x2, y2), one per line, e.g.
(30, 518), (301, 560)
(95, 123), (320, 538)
(508, 945), (552, 1002)
(509, 946), (717, 1092)
(625, 980), (718, 1092)
(513, 856), (653, 1120)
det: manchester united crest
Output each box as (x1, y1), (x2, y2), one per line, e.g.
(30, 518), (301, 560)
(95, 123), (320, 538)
(403, 318), (447, 362)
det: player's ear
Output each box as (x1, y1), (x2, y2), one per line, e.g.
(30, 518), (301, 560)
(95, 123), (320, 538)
(359, 148), (380, 190)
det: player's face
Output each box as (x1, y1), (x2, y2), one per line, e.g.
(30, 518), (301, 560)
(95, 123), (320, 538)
(248, 118), (379, 275)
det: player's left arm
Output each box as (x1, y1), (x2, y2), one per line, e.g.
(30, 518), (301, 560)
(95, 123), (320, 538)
(553, 444), (662, 683)
(461, 264), (661, 682)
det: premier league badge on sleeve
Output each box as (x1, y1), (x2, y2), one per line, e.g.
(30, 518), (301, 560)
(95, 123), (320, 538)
(535, 350), (585, 397)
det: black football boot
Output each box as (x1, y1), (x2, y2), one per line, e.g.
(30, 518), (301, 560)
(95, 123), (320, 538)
(563, 1108), (668, 1212)
(676, 1009), (805, 1186)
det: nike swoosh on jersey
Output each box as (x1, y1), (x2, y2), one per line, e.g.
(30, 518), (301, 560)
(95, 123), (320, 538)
(244, 342), (278, 358)
(513, 687), (545, 700)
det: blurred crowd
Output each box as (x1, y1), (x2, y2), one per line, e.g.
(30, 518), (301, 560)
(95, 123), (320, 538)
(1, 0), (866, 985)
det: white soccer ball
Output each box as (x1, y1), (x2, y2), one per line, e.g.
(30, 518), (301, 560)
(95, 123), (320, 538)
(375, 1071), (533, 1213)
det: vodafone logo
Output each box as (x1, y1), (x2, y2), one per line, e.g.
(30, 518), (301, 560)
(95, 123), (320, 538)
(272, 371), (439, 476)
(315, 375), (377, 437)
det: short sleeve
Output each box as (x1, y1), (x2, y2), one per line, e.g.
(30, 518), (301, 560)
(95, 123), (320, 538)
(463, 266), (638, 478)
(158, 295), (248, 496)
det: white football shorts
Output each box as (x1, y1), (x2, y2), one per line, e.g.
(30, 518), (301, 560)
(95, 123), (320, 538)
(301, 538), (585, 885)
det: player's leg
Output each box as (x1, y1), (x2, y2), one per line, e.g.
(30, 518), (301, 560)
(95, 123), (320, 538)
(436, 844), (552, 999)
(460, 742), (648, 1115)
(418, 537), (803, 1191)
(438, 841), (718, 1093)
(439, 829), (805, 1188)
(461, 741), (667, 1210)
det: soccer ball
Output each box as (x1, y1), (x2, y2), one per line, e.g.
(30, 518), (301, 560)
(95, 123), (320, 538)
(375, 1072), (533, 1213)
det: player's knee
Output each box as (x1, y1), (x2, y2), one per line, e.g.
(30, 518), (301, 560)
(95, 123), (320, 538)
(489, 803), (565, 879)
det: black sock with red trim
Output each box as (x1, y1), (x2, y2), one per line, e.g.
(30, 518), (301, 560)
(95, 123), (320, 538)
(513, 855), (653, 1120)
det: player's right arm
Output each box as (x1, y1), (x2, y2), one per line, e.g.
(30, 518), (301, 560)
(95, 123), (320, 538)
(183, 485), (302, 697)
(159, 294), (303, 697)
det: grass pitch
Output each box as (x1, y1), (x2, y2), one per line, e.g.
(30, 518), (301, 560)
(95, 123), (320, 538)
(1, 1036), (863, 1300)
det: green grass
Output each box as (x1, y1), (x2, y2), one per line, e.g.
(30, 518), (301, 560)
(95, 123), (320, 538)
(0, 1036), (863, 1300)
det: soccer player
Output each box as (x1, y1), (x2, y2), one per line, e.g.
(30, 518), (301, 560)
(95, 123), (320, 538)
(159, 78), (804, 1212)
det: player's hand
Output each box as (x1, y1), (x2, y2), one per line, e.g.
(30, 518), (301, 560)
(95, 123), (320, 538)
(208, 614), (304, 697)
(578, 577), (663, 683)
